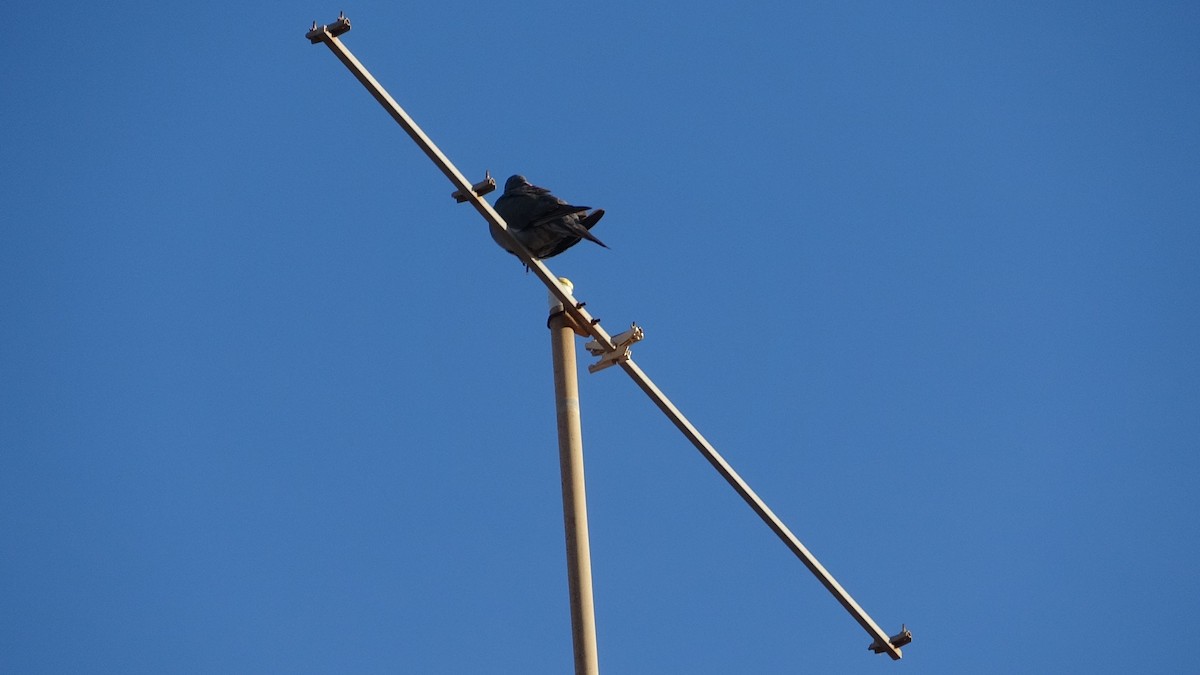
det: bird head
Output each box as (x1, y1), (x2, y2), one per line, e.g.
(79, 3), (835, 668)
(504, 174), (530, 193)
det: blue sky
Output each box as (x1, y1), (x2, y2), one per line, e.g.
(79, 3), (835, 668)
(3, 2), (1198, 673)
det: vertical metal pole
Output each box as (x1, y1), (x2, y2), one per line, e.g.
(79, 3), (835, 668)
(549, 279), (600, 675)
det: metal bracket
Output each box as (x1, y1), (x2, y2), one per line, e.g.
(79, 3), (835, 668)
(868, 625), (913, 657)
(306, 12), (350, 43)
(451, 171), (497, 203)
(585, 323), (643, 373)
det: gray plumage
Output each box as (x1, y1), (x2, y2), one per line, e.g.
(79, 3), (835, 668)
(490, 175), (607, 259)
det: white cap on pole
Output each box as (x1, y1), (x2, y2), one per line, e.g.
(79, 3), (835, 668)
(549, 277), (573, 314)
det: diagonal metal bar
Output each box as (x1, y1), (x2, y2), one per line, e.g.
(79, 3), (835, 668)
(618, 358), (905, 659)
(306, 16), (907, 660)
(307, 20), (616, 354)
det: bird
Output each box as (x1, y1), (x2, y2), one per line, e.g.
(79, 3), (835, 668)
(490, 175), (607, 260)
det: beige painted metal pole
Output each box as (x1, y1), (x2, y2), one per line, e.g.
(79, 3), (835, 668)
(549, 279), (600, 675)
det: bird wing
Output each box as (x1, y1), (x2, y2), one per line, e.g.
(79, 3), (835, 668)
(529, 203), (591, 228)
(578, 209), (604, 231)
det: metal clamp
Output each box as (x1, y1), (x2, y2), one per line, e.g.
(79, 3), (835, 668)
(868, 625), (912, 657)
(586, 323), (643, 373)
(306, 12), (350, 43)
(451, 171), (497, 203)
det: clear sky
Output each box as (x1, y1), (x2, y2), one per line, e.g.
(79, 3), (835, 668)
(3, 2), (1198, 673)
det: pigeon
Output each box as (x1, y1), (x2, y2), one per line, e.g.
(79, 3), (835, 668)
(490, 175), (607, 260)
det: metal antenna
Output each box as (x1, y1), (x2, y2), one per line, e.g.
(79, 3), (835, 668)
(306, 16), (912, 662)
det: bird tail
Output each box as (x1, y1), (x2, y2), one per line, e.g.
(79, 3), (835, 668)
(577, 209), (608, 248)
